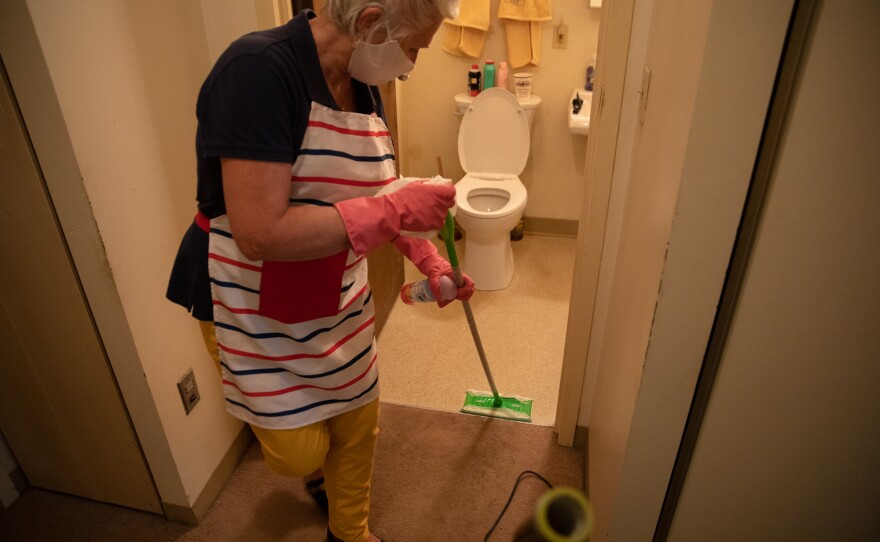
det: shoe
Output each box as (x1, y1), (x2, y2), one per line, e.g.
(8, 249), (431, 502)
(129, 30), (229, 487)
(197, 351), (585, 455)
(326, 528), (383, 542)
(306, 477), (328, 513)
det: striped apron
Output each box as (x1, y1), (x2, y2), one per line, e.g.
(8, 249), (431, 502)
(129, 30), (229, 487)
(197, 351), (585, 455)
(205, 101), (396, 430)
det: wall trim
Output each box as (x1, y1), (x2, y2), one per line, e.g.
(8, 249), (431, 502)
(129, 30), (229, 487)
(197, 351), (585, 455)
(523, 217), (579, 238)
(163, 424), (253, 525)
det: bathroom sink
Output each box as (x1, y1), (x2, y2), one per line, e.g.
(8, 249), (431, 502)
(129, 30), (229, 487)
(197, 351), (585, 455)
(568, 88), (592, 136)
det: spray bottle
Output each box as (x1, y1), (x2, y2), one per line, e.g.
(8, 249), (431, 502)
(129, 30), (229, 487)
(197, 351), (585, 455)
(586, 49), (597, 91)
(400, 275), (457, 304)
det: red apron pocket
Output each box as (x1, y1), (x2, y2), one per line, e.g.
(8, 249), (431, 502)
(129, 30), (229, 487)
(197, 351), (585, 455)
(257, 251), (349, 324)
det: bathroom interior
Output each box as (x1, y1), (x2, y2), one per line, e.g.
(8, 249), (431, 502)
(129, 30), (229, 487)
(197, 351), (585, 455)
(4, 0), (879, 538)
(380, 0), (602, 427)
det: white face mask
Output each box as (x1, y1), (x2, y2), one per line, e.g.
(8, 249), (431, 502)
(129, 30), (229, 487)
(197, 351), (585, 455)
(348, 38), (415, 86)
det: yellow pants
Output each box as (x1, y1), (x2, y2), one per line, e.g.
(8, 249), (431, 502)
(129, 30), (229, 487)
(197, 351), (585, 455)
(199, 321), (378, 542)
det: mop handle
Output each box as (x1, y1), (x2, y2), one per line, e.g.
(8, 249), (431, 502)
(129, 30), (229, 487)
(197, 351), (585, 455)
(443, 214), (502, 401)
(461, 299), (501, 400)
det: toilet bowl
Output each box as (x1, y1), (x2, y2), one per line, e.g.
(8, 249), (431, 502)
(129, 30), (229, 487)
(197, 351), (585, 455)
(454, 88), (533, 291)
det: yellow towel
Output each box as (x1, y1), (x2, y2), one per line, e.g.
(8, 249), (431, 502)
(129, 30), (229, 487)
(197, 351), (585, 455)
(497, 0), (552, 68)
(502, 21), (543, 68)
(442, 0), (491, 58)
(497, 0), (552, 22)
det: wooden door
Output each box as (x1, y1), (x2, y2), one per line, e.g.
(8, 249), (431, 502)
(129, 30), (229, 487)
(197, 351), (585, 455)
(368, 80), (405, 336)
(0, 59), (160, 513)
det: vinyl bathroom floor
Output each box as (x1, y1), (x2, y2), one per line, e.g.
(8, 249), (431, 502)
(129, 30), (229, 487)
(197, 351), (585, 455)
(378, 234), (577, 427)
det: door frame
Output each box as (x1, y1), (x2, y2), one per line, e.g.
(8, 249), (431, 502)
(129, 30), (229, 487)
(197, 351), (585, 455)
(555, 0), (638, 446)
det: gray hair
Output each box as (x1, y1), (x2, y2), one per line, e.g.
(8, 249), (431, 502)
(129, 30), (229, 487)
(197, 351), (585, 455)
(322, 0), (459, 40)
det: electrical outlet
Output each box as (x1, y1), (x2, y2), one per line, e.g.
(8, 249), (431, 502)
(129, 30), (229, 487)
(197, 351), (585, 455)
(177, 368), (200, 415)
(553, 24), (568, 49)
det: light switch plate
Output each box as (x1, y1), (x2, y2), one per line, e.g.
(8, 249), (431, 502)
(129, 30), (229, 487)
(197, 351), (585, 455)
(177, 368), (200, 415)
(553, 24), (568, 49)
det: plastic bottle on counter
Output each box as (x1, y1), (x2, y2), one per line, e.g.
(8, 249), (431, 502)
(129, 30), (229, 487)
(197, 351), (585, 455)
(586, 49), (597, 91)
(400, 276), (457, 305)
(483, 60), (496, 90)
(468, 64), (481, 96)
(497, 61), (509, 90)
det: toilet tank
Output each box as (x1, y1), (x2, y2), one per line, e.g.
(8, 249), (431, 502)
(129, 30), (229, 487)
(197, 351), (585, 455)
(454, 92), (541, 128)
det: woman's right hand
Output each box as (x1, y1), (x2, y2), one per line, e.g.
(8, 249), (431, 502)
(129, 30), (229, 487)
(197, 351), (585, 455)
(385, 181), (455, 233)
(334, 182), (456, 256)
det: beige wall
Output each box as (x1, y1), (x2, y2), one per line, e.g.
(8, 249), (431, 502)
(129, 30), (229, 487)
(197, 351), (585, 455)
(12, 0), (253, 509)
(200, 0), (262, 62)
(397, 0), (601, 222)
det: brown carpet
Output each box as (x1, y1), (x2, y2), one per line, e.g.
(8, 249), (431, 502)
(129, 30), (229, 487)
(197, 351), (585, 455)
(0, 403), (584, 541)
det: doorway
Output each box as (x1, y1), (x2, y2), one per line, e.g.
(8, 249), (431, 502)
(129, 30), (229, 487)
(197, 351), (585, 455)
(378, 3), (601, 428)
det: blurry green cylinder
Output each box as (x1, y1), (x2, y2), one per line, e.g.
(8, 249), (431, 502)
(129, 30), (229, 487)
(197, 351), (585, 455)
(514, 487), (593, 542)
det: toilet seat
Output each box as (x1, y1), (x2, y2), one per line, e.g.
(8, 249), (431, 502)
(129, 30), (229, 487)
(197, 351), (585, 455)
(459, 88), (530, 176)
(455, 174), (527, 219)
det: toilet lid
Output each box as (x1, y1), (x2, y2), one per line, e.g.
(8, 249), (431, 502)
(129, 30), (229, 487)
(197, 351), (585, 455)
(459, 88), (530, 176)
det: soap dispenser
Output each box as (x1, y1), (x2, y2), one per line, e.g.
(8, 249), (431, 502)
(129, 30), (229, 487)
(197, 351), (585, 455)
(586, 49), (597, 91)
(572, 92), (584, 114)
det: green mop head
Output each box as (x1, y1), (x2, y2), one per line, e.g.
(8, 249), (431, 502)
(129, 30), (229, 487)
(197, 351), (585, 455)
(443, 215), (534, 424)
(461, 390), (533, 423)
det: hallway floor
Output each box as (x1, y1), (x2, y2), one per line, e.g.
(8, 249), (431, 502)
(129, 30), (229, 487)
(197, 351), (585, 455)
(0, 403), (584, 541)
(379, 233), (578, 427)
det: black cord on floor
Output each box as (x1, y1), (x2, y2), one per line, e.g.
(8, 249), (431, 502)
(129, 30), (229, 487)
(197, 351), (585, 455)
(484, 470), (554, 541)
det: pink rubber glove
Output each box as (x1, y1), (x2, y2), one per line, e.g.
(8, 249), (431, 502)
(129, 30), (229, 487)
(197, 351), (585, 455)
(334, 182), (455, 256)
(393, 236), (475, 308)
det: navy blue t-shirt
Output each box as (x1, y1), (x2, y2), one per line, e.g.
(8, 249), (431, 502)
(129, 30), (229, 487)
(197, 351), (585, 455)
(167, 11), (385, 320)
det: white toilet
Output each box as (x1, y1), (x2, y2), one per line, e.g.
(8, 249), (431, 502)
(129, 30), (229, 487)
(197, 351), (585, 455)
(453, 88), (540, 291)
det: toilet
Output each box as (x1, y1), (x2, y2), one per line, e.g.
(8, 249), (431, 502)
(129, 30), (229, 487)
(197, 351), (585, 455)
(453, 87), (540, 290)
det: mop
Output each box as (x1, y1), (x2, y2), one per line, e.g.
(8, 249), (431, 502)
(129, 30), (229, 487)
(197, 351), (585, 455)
(441, 214), (534, 423)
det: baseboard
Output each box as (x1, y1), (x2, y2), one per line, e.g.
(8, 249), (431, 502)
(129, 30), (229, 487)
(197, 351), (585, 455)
(163, 424), (253, 525)
(523, 217), (579, 238)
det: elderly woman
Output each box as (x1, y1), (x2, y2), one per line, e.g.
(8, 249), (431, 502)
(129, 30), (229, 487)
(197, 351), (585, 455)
(166, 0), (470, 540)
